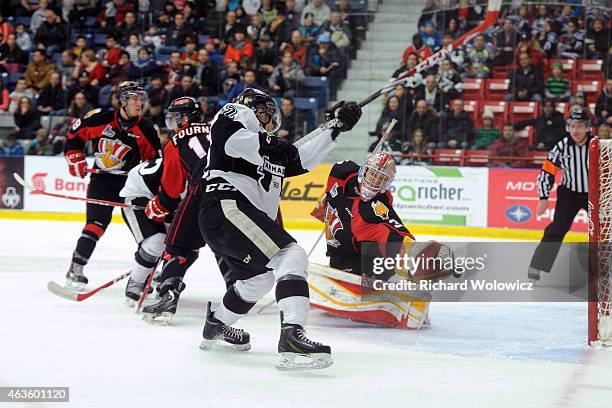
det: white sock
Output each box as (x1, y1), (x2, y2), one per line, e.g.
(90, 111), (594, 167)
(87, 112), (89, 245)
(213, 303), (243, 326)
(278, 296), (309, 327)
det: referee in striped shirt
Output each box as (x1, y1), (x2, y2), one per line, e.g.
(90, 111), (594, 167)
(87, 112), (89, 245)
(528, 106), (592, 281)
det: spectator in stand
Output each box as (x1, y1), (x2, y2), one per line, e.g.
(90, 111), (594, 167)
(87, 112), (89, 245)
(530, 4), (551, 38)
(598, 123), (611, 140)
(269, 51), (305, 97)
(234, 5), (249, 27)
(34, 10), (66, 54)
(407, 99), (438, 146)
(27, 128), (53, 155)
(402, 128), (432, 165)
(247, 14), (266, 42)
(102, 35), (122, 68)
(401, 33), (432, 68)
(515, 5), (531, 38)
(129, 48), (158, 80)
(268, 9), (293, 46)
(488, 124), (529, 168)
(439, 99), (473, 149)
(595, 79), (612, 126)
(321, 11), (351, 57)
(0, 134), (25, 157)
(420, 20), (441, 51)
(220, 60), (241, 99)
(145, 75), (167, 127)
(68, 71), (100, 106)
(165, 12), (195, 50)
(165, 50), (183, 86)
(472, 110), (499, 149)
(557, 19), (585, 59)
(143, 25), (163, 53)
(374, 96), (408, 145)
(283, 30), (308, 69)
(117, 11), (140, 45)
(587, 18), (610, 59)
(220, 11), (239, 44)
(254, 34), (277, 85)
(440, 32), (465, 70)
(108, 50), (131, 86)
(415, 74), (444, 110)
(301, 0), (330, 26)
(0, 13), (13, 46)
(445, 17), (463, 39)
(228, 69), (261, 101)
(14, 23), (33, 52)
(465, 34), (493, 78)
(494, 18), (519, 67)
(0, 33), (27, 67)
(0, 76), (9, 113)
(514, 35), (546, 72)
(68, 0), (98, 29)
(14, 96), (41, 139)
(33, 1), (48, 27)
(306, 33), (342, 99)
(537, 22), (558, 59)
(399, 53), (424, 92)
(383, 83), (412, 121)
(506, 53), (544, 102)
(8, 78), (34, 113)
(284, 0), (302, 30)
(72, 35), (88, 59)
(73, 49), (106, 88)
(224, 26), (254, 64)
(24, 50), (56, 94)
(125, 34), (141, 63)
(437, 58), (463, 104)
(545, 62), (571, 102)
(458, 0), (484, 31)
(57, 50), (75, 88)
(190, 49), (219, 96)
(97, 0), (135, 33)
(167, 73), (202, 106)
(260, 0), (279, 25)
(514, 99), (565, 151)
(180, 36), (199, 65)
(299, 12), (320, 45)
(68, 91), (93, 119)
(37, 72), (66, 115)
(278, 96), (304, 142)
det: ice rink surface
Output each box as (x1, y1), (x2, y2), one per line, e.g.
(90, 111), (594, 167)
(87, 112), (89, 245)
(1, 219), (611, 408)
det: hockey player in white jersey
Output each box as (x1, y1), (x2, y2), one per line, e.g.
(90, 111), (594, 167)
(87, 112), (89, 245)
(119, 158), (166, 306)
(197, 88), (362, 370)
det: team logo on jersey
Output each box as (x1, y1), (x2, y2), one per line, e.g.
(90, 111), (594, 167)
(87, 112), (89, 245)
(325, 205), (344, 248)
(329, 183), (339, 198)
(371, 201), (389, 220)
(101, 125), (115, 138)
(95, 138), (132, 170)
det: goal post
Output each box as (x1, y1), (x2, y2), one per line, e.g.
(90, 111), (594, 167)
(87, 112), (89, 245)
(588, 137), (612, 346)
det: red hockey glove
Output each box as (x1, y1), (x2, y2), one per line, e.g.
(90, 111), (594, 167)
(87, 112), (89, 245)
(65, 150), (87, 178)
(145, 196), (169, 222)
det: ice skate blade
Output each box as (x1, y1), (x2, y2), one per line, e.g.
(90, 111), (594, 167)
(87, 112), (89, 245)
(198, 338), (251, 352)
(142, 312), (173, 326)
(125, 297), (137, 308)
(275, 352), (333, 371)
(65, 280), (86, 292)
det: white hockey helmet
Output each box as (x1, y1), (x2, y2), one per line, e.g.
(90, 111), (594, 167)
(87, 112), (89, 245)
(358, 152), (396, 201)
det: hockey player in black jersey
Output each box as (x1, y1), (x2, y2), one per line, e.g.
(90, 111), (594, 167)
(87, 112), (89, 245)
(197, 88), (362, 370)
(64, 81), (162, 290)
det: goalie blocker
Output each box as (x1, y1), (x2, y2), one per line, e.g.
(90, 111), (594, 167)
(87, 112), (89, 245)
(309, 157), (456, 329)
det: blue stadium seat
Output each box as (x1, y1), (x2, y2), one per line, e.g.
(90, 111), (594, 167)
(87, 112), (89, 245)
(157, 53), (171, 64)
(84, 16), (97, 27)
(94, 34), (108, 47)
(53, 52), (62, 67)
(293, 97), (318, 130)
(300, 76), (329, 108)
(8, 72), (23, 88)
(15, 16), (31, 27)
(198, 34), (209, 45)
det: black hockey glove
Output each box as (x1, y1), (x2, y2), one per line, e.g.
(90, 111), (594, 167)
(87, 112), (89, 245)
(261, 135), (299, 166)
(324, 101), (363, 140)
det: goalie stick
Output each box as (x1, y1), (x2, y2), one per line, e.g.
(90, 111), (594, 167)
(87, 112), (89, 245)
(357, 0), (502, 108)
(47, 271), (131, 302)
(13, 173), (145, 210)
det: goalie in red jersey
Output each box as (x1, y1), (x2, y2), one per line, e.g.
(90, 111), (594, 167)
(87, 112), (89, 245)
(310, 152), (456, 329)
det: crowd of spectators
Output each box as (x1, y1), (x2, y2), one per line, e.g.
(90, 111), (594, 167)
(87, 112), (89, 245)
(371, 0), (611, 167)
(0, 0), (368, 156)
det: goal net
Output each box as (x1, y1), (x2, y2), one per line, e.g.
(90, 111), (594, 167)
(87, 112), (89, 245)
(588, 138), (612, 346)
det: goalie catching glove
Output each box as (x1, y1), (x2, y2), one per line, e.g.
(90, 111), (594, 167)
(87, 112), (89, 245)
(324, 101), (362, 139)
(65, 150), (88, 178)
(145, 195), (170, 222)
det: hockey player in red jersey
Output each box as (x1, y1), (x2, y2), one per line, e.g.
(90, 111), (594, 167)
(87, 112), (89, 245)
(310, 152), (455, 329)
(64, 81), (162, 290)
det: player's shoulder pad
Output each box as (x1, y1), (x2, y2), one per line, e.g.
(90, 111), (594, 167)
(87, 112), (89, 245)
(69, 108), (113, 133)
(330, 160), (360, 182)
(213, 103), (261, 133)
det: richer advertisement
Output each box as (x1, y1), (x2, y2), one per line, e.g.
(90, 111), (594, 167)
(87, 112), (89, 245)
(487, 168), (588, 233)
(390, 166), (488, 227)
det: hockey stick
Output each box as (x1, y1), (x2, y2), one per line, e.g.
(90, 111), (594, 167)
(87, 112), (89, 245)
(13, 173), (145, 210)
(257, 228), (326, 314)
(134, 260), (161, 313)
(357, 0), (502, 108)
(47, 271), (131, 302)
(85, 168), (129, 176)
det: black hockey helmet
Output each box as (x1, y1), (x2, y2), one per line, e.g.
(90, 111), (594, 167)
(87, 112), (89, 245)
(234, 88), (281, 132)
(117, 81), (147, 107)
(165, 96), (204, 130)
(566, 106), (591, 130)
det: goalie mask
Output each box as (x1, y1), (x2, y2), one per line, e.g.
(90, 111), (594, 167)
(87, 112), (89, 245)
(235, 88), (281, 133)
(165, 96), (204, 131)
(358, 152), (396, 201)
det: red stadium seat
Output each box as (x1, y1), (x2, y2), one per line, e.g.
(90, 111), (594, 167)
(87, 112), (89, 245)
(457, 99), (479, 123)
(492, 66), (513, 79)
(578, 60), (605, 81)
(485, 78), (511, 101)
(556, 102), (569, 116)
(546, 59), (577, 80)
(461, 78), (484, 100)
(479, 101), (507, 128)
(515, 126), (536, 144)
(573, 80), (602, 104)
(507, 101), (540, 123)
(464, 149), (489, 166)
(432, 149), (464, 166)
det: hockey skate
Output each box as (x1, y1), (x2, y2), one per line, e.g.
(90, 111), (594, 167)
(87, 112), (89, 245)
(276, 319), (333, 371)
(65, 262), (88, 291)
(199, 302), (251, 351)
(124, 277), (153, 308)
(142, 277), (184, 325)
